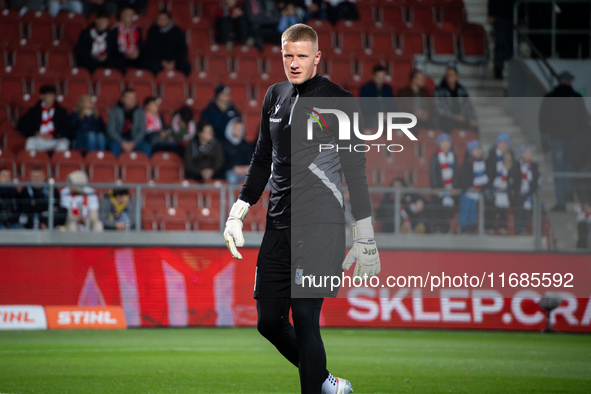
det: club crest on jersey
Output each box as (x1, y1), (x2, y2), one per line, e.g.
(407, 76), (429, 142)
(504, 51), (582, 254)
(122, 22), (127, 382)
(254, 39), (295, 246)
(295, 268), (304, 285)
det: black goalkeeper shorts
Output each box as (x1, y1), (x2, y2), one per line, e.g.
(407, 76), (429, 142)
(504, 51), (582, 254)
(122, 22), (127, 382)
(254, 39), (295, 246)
(253, 223), (346, 299)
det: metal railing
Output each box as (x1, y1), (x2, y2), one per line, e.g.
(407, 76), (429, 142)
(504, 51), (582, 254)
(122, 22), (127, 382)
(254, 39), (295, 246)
(514, 0), (591, 60)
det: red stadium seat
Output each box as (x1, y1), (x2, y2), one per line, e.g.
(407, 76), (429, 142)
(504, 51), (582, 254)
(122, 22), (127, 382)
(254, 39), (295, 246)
(233, 56), (261, 75)
(338, 31), (365, 53)
(459, 23), (488, 64)
(11, 49), (41, 72)
(168, 0), (195, 29)
(51, 149), (84, 182)
(243, 112), (260, 144)
(409, 6), (436, 27)
(440, 5), (465, 26)
(142, 189), (170, 208)
(152, 151), (184, 182)
(192, 206), (220, 231)
(54, 11), (86, 27)
(64, 79), (92, 97)
(44, 50), (72, 71)
(62, 67), (91, 81)
(0, 148), (17, 177)
(380, 5), (405, 24)
(0, 77), (27, 100)
(128, 80), (156, 104)
(121, 162), (151, 183)
(327, 58), (354, 84)
(3, 129), (26, 156)
(17, 149), (51, 179)
(124, 68), (155, 84)
(0, 105), (9, 124)
(85, 150), (118, 183)
(27, 23), (56, 49)
(368, 32), (395, 53)
(0, 21), (22, 47)
(160, 81), (189, 108)
(411, 168), (430, 187)
(59, 23), (84, 47)
(0, 9), (21, 22)
(93, 68), (124, 82)
(21, 10), (52, 25)
(96, 80), (124, 103)
(399, 30), (428, 61)
(159, 207), (191, 231)
(173, 189), (199, 208)
(381, 168), (409, 187)
(146, 1), (164, 19)
(430, 31), (458, 63)
(203, 55), (231, 80)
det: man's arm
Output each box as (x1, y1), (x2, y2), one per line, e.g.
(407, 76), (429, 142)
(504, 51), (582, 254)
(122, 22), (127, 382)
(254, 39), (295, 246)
(238, 87), (273, 206)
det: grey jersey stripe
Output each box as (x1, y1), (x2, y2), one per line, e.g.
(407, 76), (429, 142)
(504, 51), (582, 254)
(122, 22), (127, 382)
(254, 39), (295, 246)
(308, 162), (344, 208)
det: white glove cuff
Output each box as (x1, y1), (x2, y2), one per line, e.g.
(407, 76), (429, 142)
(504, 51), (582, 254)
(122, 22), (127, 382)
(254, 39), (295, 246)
(352, 217), (374, 240)
(229, 199), (250, 221)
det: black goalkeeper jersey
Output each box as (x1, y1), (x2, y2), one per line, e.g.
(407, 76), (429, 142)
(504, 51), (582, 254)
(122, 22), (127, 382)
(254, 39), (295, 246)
(238, 72), (372, 230)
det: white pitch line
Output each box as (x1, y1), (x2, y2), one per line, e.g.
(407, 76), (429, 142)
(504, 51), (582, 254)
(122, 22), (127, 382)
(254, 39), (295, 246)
(0, 347), (267, 355)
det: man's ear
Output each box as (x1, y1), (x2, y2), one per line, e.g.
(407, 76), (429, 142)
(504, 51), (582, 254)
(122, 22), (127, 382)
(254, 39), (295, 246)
(314, 51), (321, 66)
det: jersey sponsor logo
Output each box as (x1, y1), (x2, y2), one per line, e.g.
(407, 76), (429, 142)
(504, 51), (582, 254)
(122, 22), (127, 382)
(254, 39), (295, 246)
(45, 306), (127, 330)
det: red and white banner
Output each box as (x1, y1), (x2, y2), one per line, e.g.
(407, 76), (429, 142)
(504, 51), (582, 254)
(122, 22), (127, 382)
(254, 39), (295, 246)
(0, 247), (589, 332)
(0, 305), (47, 330)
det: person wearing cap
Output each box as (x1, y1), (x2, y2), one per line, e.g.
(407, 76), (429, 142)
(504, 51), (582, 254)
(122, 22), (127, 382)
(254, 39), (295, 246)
(429, 133), (458, 233)
(484, 132), (515, 234)
(200, 85), (241, 143)
(458, 140), (488, 233)
(539, 70), (590, 212)
(509, 144), (539, 235)
(17, 85), (72, 152)
(434, 66), (478, 134)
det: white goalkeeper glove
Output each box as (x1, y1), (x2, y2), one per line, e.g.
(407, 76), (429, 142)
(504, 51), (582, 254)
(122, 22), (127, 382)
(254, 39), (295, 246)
(223, 199), (250, 260)
(342, 217), (380, 279)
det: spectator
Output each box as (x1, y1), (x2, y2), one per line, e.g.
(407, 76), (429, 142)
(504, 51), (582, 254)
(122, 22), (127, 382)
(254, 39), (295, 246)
(166, 106), (197, 155)
(17, 85), (71, 152)
(145, 10), (191, 76)
(108, 6), (143, 72)
(359, 65), (395, 129)
(71, 94), (107, 151)
(539, 70), (590, 212)
(509, 144), (539, 235)
(487, 0), (515, 79)
(325, 0), (358, 25)
(17, 166), (66, 229)
(484, 133), (514, 235)
(277, 3), (301, 33)
(244, 0), (281, 49)
(99, 188), (136, 230)
(215, 0), (250, 49)
(201, 85), (240, 143)
(376, 178), (427, 233)
(143, 97), (167, 147)
(60, 170), (103, 232)
(83, 0), (118, 18)
(0, 167), (23, 229)
(107, 89), (150, 157)
(429, 133), (458, 233)
(222, 117), (254, 184)
(397, 69), (434, 129)
(184, 121), (225, 181)
(575, 204), (591, 249)
(48, 0), (83, 17)
(75, 11), (122, 74)
(458, 140), (488, 234)
(434, 66), (478, 134)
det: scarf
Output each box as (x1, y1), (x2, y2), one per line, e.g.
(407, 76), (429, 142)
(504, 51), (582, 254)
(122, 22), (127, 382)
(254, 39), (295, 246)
(576, 204), (591, 223)
(438, 148), (455, 207)
(520, 159), (533, 210)
(192, 137), (217, 157)
(40, 102), (55, 135)
(145, 113), (162, 133)
(492, 149), (510, 207)
(117, 23), (139, 55)
(71, 194), (89, 218)
(108, 192), (129, 223)
(89, 28), (108, 56)
(466, 157), (488, 200)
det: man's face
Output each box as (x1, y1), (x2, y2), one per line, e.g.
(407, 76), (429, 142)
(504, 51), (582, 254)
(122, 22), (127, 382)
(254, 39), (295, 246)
(373, 70), (386, 85)
(217, 89), (231, 105)
(42, 93), (56, 107)
(0, 169), (11, 183)
(440, 139), (451, 152)
(95, 17), (110, 32)
(121, 92), (137, 110)
(522, 148), (532, 161)
(232, 122), (242, 139)
(120, 8), (135, 27)
(156, 13), (170, 28)
(282, 40), (320, 85)
(30, 170), (45, 184)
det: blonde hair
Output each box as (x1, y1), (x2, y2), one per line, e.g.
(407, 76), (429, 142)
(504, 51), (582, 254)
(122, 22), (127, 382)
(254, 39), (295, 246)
(281, 23), (318, 49)
(77, 94), (99, 118)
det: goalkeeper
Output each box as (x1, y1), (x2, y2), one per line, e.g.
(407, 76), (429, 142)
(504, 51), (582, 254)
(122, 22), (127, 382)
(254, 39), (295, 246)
(223, 23), (380, 394)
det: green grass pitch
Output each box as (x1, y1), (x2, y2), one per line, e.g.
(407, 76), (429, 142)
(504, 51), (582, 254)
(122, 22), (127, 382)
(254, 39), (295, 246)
(0, 328), (590, 393)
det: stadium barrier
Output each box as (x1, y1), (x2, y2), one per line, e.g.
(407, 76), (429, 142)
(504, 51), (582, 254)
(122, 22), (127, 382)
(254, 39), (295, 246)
(1, 246), (589, 333)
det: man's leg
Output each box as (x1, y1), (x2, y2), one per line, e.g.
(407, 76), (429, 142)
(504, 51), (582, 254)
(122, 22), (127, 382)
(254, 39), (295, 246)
(256, 297), (300, 368)
(291, 297), (327, 394)
(551, 139), (567, 207)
